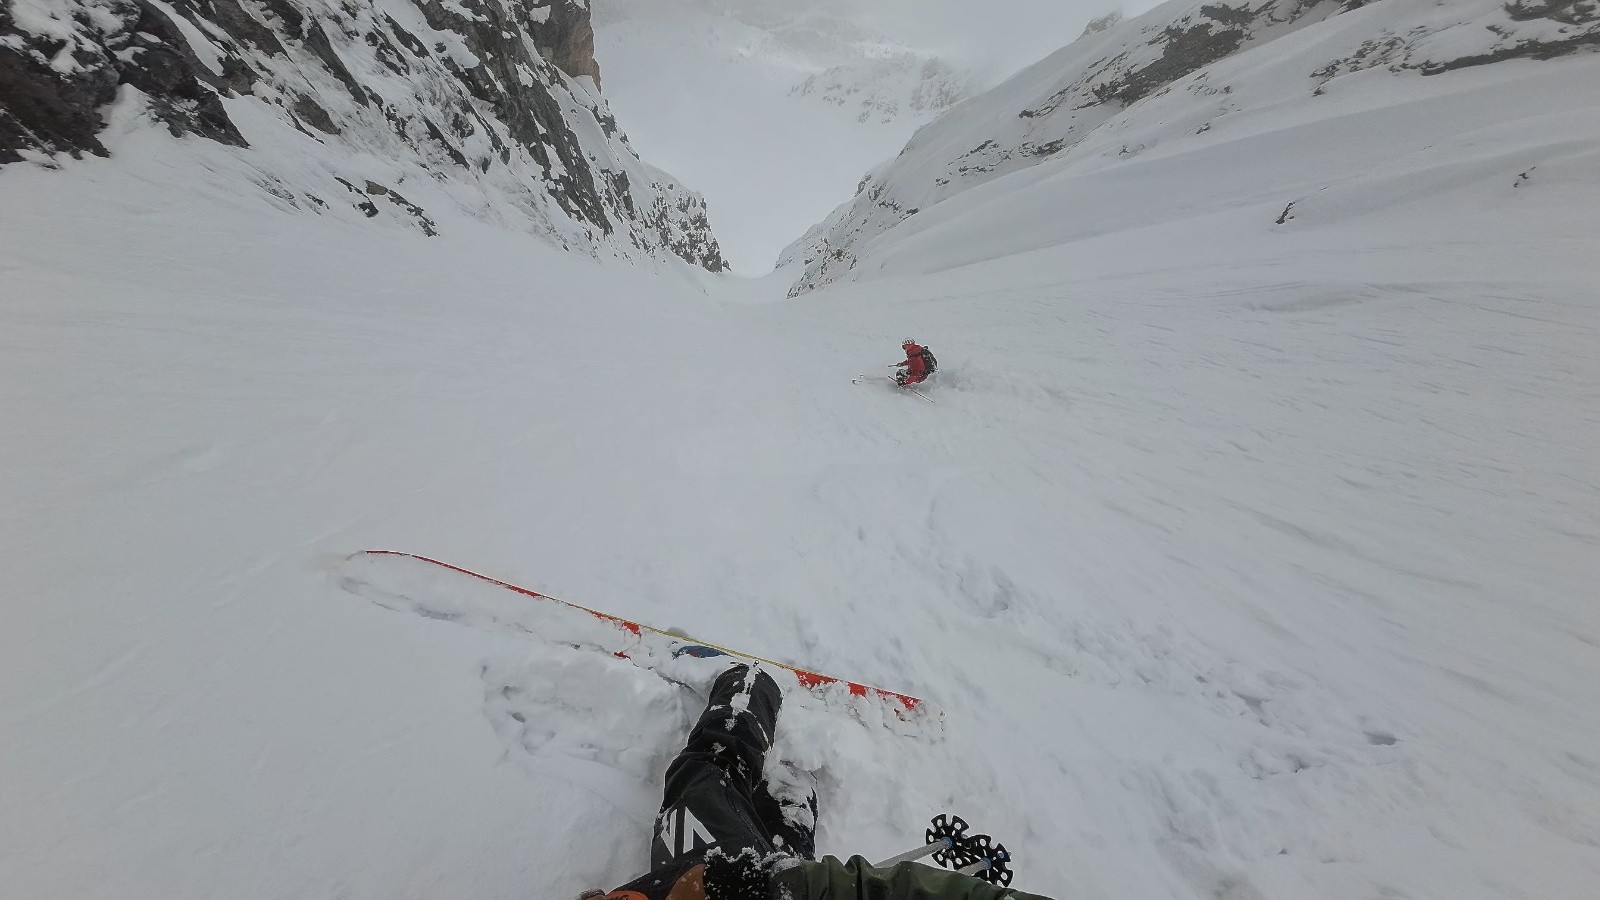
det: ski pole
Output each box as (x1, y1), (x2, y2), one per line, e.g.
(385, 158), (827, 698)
(957, 846), (1010, 878)
(873, 835), (954, 868)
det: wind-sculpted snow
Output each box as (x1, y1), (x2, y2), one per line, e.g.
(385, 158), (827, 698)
(0, 0), (726, 268)
(782, 0), (1600, 294)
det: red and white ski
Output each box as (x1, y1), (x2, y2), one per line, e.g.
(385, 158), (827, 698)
(335, 550), (941, 738)
(852, 373), (935, 403)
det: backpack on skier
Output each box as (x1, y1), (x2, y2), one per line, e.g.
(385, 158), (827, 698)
(893, 339), (936, 386)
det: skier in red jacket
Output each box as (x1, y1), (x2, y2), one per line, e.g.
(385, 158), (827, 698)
(894, 338), (936, 386)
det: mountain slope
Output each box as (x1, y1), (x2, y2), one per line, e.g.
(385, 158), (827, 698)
(782, 0), (1600, 293)
(0, 0), (725, 267)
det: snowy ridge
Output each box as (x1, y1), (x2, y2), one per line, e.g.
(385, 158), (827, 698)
(0, 0), (726, 267)
(781, 0), (1600, 293)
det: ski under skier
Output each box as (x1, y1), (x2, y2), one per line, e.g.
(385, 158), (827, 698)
(587, 664), (1051, 900)
(893, 338), (937, 386)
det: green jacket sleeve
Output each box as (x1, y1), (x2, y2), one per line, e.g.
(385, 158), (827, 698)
(774, 855), (1055, 900)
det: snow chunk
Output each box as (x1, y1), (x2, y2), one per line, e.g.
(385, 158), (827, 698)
(8, 0), (81, 42)
(48, 42), (82, 75)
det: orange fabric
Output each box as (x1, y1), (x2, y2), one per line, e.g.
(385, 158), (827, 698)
(665, 864), (706, 900)
(598, 863), (704, 900)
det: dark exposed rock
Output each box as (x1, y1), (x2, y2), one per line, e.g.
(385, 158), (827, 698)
(1418, 30), (1600, 72)
(202, 0), (287, 58)
(1089, 20), (1246, 106)
(1087, 2), (1335, 107)
(0, 10), (118, 161)
(0, 0), (245, 163)
(0, 0), (724, 270)
(421, 116), (469, 169)
(1200, 2), (1258, 28)
(1505, 0), (1598, 25)
(383, 16), (430, 58)
(529, 0), (602, 88)
(301, 20), (368, 107)
(1420, 1), (1599, 73)
(255, 0), (304, 38)
(389, 0), (610, 232)
(293, 92), (339, 133)
(1313, 0), (1599, 78)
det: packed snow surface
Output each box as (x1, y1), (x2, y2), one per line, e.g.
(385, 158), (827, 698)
(5, 20), (1600, 900)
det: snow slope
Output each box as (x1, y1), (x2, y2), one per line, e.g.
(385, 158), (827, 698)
(783, 0), (1600, 294)
(5, 8), (1600, 900)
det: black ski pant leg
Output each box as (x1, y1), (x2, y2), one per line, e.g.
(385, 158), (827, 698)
(650, 665), (783, 868)
(752, 778), (818, 861)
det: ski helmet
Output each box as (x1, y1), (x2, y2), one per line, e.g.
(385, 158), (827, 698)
(902, 337), (917, 347)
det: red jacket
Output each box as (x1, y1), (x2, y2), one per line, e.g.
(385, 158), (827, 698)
(899, 344), (928, 379)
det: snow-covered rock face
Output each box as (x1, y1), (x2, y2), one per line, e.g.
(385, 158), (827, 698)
(789, 53), (973, 126)
(782, 0), (1600, 294)
(597, 0), (978, 128)
(0, 0), (249, 157)
(1316, 0), (1600, 75)
(1079, 10), (1124, 39)
(0, 0), (726, 269)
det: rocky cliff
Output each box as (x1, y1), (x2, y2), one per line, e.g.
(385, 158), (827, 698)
(0, 0), (725, 269)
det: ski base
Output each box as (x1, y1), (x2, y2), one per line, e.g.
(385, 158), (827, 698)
(335, 550), (942, 739)
(853, 374), (935, 402)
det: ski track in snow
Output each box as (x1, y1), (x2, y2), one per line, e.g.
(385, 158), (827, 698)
(5, 47), (1600, 900)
